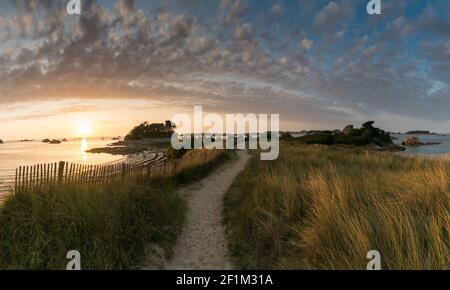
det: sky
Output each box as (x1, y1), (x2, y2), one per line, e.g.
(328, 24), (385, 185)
(0, 0), (449, 139)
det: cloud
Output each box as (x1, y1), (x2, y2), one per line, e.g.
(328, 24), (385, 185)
(416, 6), (450, 37)
(222, 0), (249, 24)
(234, 23), (253, 41)
(314, 1), (355, 35)
(270, 4), (283, 15)
(0, 0), (449, 130)
(300, 38), (314, 50)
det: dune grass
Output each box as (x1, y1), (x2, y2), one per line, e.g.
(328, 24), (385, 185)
(0, 150), (230, 270)
(223, 143), (449, 270)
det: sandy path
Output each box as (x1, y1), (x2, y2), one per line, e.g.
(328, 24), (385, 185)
(164, 150), (250, 270)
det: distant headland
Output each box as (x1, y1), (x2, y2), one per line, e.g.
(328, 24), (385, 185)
(404, 130), (444, 136)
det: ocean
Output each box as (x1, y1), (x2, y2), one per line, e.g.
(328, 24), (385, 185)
(1, 134), (449, 180)
(392, 134), (450, 156)
(0, 138), (123, 179)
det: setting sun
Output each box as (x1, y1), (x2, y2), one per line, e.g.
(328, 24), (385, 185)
(76, 120), (93, 137)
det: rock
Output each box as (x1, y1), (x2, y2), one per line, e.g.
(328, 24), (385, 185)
(362, 121), (375, 128)
(0, 139), (3, 144)
(402, 136), (421, 146)
(401, 136), (441, 147)
(49, 139), (62, 144)
(343, 125), (354, 135)
(42, 138), (51, 143)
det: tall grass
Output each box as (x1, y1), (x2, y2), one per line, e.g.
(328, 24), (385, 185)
(0, 150), (230, 270)
(223, 143), (449, 270)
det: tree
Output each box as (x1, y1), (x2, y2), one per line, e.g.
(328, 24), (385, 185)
(125, 121), (175, 140)
(165, 120), (175, 129)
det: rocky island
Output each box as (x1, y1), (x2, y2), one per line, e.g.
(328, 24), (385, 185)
(86, 121), (174, 155)
(284, 121), (405, 151)
(401, 136), (441, 147)
(42, 138), (62, 144)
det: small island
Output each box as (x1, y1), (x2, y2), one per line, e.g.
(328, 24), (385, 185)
(405, 130), (444, 136)
(42, 138), (63, 144)
(86, 121), (175, 155)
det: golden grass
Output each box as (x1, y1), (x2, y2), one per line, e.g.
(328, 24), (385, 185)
(223, 143), (450, 270)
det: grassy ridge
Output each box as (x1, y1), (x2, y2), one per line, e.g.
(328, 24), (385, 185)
(223, 143), (449, 270)
(0, 151), (230, 270)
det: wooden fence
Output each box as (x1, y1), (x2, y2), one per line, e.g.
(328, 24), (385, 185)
(14, 149), (222, 193)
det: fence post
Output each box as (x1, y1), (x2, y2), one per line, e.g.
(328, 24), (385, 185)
(15, 168), (18, 193)
(57, 161), (65, 185)
(121, 163), (126, 181)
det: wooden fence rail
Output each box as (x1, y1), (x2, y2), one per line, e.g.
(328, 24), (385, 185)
(14, 149), (222, 193)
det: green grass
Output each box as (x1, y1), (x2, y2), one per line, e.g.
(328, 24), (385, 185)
(0, 151), (231, 270)
(223, 143), (450, 270)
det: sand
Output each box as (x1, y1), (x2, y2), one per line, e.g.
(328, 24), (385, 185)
(143, 150), (250, 270)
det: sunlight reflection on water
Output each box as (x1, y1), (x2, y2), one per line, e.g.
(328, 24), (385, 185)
(0, 139), (123, 177)
(81, 139), (88, 162)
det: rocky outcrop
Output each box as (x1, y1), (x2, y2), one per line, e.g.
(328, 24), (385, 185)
(43, 138), (64, 144)
(0, 139), (3, 144)
(401, 136), (441, 147)
(343, 125), (354, 135)
(296, 121), (393, 147)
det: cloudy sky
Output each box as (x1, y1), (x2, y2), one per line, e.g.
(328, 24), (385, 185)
(0, 0), (449, 139)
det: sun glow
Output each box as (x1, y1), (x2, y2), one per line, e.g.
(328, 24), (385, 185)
(81, 138), (88, 162)
(76, 120), (93, 137)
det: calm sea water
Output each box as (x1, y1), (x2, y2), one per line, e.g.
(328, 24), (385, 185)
(1, 134), (449, 178)
(0, 139), (123, 178)
(392, 134), (450, 155)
